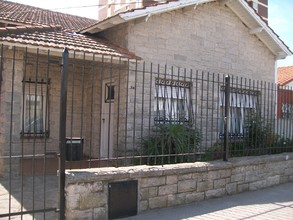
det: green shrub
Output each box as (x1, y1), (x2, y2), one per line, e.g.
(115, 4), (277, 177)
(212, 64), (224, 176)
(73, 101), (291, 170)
(202, 143), (223, 161)
(142, 123), (201, 165)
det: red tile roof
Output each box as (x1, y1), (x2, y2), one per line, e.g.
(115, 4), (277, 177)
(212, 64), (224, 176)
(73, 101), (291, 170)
(278, 66), (293, 86)
(0, 1), (139, 59)
(0, 25), (139, 59)
(0, 0), (96, 32)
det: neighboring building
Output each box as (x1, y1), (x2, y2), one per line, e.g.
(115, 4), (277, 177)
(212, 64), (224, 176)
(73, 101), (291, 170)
(277, 66), (293, 120)
(98, 0), (268, 23)
(246, 0), (268, 23)
(0, 0), (138, 176)
(98, 0), (157, 20)
(278, 66), (293, 87)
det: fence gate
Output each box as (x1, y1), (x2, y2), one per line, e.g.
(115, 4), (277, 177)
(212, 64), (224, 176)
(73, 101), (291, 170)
(0, 45), (62, 219)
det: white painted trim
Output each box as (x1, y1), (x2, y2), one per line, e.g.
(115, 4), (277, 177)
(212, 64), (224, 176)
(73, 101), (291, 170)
(225, 0), (292, 58)
(0, 41), (137, 62)
(120, 0), (215, 20)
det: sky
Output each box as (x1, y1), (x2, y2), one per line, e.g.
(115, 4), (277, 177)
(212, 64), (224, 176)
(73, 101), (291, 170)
(9, 0), (293, 67)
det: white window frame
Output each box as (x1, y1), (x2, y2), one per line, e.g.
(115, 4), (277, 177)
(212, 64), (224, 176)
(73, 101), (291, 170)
(220, 88), (259, 138)
(154, 78), (191, 124)
(22, 80), (49, 136)
(281, 103), (293, 119)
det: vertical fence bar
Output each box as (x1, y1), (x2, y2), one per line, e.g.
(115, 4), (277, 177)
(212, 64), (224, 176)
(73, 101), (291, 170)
(124, 59), (130, 165)
(43, 50), (51, 219)
(0, 44), (2, 92)
(58, 48), (69, 220)
(89, 54), (95, 167)
(8, 46), (16, 219)
(116, 57), (122, 166)
(68, 51), (76, 170)
(80, 53), (85, 168)
(140, 62), (146, 165)
(223, 75), (230, 161)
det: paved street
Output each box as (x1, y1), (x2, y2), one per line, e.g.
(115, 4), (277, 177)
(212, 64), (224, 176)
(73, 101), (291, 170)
(0, 176), (57, 220)
(1, 175), (292, 220)
(121, 182), (293, 220)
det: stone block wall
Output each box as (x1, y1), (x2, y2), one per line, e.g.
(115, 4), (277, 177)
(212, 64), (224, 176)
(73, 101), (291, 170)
(65, 153), (293, 219)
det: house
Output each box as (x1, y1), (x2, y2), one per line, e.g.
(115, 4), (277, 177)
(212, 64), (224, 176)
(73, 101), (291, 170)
(277, 66), (293, 120)
(85, 0), (291, 142)
(0, 0), (292, 176)
(0, 0), (139, 176)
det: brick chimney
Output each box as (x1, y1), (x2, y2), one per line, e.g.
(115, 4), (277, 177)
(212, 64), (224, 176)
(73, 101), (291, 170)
(246, 0), (268, 23)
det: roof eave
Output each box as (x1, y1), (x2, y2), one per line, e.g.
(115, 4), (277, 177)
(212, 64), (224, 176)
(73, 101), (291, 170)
(0, 41), (139, 62)
(224, 0), (292, 60)
(81, 0), (292, 60)
(81, 0), (215, 34)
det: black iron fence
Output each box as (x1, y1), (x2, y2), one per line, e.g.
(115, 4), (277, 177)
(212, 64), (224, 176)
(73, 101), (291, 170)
(0, 46), (293, 218)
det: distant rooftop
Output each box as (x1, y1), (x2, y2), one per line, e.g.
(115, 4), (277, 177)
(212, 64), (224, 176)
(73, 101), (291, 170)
(278, 66), (293, 86)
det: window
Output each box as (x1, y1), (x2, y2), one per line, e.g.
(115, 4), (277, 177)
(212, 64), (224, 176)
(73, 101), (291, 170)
(105, 83), (115, 103)
(282, 103), (293, 119)
(219, 88), (259, 138)
(252, 1), (259, 11)
(154, 78), (191, 124)
(22, 79), (49, 137)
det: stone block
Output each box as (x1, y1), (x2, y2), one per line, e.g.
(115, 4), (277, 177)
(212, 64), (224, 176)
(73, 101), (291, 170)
(284, 168), (293, 176)
(226, 183), (237, 195)
(237, 183), (249, 193)
(214, 179), (226, 189)
(66, 209), (93, 220)
(167, 193), (186, 206)
(178, 173), (193, 181)
(139, 200), (148, 212)
(280, 175), (289, 184)
(79, 193), (107, 210)
(148, 187), (158, 198)
(140, 188), (149, 200)
(159, 184), (177, 196)
(207, 171), (220, 180)
(66, 194), (80, 210)
(197, 181), (213, 192)
(266, 175), (280, 187)
(66, 182), (103, 195)
(186, 192), (204, 203)
(245, 171), (260, 183)
(249, 180), (267, 191)
(192, 172), (207, 181)
(205, 188), (226, 199)
(149, 196), (168, 209)
(94, 207), (107, 220)
(166, 175), (178, 184)
(178, 179), (196, 193)
(231, 173), (245, 183)
(141, 177), (165, 188)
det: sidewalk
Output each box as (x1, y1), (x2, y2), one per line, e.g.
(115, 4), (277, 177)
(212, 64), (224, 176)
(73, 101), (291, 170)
(121, 182), (293, 220)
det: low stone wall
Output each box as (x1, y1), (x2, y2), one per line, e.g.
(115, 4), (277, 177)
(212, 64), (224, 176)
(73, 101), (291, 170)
(65, 153), (293, 219)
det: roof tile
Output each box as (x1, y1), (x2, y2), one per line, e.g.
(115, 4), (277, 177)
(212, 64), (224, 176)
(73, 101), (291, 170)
(0, 0), (140, 60)
(0, 0), (96, 31)
(278, 66), (293, 86)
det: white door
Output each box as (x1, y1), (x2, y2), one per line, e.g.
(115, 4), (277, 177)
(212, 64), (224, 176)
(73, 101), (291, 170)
(100, 81), (114, 158)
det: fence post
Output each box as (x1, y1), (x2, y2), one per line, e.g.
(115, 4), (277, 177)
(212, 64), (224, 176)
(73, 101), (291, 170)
(223, 75), (230, 161)
(59, 48), (69, 220)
